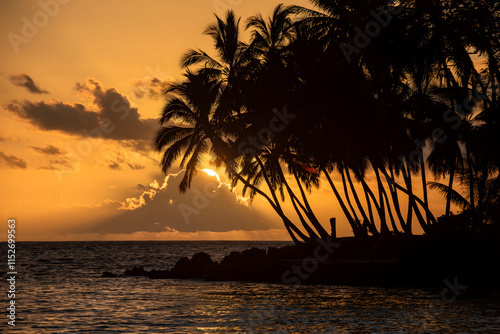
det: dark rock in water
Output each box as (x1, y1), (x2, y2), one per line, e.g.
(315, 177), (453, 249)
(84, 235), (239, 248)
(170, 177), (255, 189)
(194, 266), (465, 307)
(191, 252), (214, 266)
(169, 252), (213, 279)
(101, 271), (116, 278)
(148, 269), (171, 279)
(122, 252), (214, 280)
(124, 266), (148, 277)
(221, 247), (266, 264)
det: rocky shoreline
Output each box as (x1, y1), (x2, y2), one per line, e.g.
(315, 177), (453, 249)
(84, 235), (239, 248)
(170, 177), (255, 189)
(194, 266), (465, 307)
(104, 235), (500, 288)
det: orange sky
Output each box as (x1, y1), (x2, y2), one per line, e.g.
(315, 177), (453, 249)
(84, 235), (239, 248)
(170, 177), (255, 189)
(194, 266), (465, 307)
(0, 0), (452, 241)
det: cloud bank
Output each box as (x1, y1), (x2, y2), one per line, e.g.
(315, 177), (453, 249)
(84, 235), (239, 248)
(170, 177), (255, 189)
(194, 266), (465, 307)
(7, 78), (158, 141)
(83, 171), (279, 234)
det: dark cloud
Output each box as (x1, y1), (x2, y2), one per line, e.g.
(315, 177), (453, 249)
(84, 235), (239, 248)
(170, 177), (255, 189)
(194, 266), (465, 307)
(10, 73), (49, 94)
(107, 153), (146, 170)
(109, 162), (121, 170)
(84, 172), (279, 234)
(118, 140), (158, 159)
(7, 101), (100, 135)
(30, 145), (66, 155)
(132, 77), (171, 100)
(0, 151), (27, 169)
(76, 78), (158, 140)
(7, 78), (159, 141)
(38, 157), (74, 171)
(127, 163), (145, 170)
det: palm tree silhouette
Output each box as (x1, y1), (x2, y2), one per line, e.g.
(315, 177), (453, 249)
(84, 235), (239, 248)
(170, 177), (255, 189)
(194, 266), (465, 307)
(155, 1), (500, 242)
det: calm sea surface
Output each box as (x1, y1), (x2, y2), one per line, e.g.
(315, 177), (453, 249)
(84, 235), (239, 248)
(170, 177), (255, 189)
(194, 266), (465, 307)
(1, 241), (499, 333)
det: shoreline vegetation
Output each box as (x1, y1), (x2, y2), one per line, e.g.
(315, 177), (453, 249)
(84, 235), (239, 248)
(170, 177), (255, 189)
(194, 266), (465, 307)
(131, 1), (500, 287)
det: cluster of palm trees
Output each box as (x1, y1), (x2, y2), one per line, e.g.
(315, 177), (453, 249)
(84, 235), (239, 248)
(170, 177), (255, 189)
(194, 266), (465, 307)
(154, 0), (500, 243)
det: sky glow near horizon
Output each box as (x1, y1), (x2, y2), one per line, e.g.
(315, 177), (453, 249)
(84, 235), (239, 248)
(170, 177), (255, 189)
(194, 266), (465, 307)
(0, 0), (451, 241)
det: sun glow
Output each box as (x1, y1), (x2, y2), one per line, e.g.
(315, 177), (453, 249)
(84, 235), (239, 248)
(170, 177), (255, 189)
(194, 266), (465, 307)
(202, 169), (221, 182)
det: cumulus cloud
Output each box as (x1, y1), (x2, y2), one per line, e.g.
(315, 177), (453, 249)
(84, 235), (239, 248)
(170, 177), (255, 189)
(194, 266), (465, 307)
(7, 100), (100, 134)
(30, 144), (66, 155)
(7, 78), (159, 141)
(83, 171), (279, 234)
(0, 151), (27, 169)
(10, 73), (49, 94)
(131, 77), (171, 100)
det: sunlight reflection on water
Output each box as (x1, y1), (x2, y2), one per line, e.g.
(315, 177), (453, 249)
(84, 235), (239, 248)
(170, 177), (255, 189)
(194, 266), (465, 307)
(1, 241), (499, 333)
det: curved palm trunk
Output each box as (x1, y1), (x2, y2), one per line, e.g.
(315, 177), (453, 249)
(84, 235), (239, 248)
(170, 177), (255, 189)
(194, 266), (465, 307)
(224, 156), (307, 243)
(282, 176), (320, 239)
(466, 147), (476, 212)
(445, 166), (455, 218)
(374, 168), (391, 235)
(340, 168), (361, 229)
(293, 172), (330, 239)
(345, 168), (371, 231)
(359, 177), (382, 236)
(254, 156), (310, 243)
(401, 162), (418, 232)
(419, 150), (431, 226)
(386, 167), (411, 234)
(379, 177), (400, 234)
(321, 167), (363, 237)
(381, 167), (436, 231)
(361, 180), (376, 234)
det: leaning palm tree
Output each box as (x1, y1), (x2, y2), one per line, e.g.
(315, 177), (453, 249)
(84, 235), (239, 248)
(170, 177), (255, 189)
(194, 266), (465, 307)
(154, 69), (310, 244)
(156, 9), (314, 243)
(154, 70), (222, 192)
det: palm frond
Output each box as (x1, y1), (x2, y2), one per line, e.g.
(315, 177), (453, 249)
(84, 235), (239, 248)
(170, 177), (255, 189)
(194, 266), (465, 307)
(428, 181), (470, 209)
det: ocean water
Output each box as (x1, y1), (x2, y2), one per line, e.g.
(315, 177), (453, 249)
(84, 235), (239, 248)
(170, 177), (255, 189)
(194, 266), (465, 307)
(1, 241), (499, 333)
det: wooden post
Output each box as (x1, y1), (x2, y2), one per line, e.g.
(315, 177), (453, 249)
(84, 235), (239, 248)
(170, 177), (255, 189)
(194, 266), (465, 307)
(330, 218), (336, 239)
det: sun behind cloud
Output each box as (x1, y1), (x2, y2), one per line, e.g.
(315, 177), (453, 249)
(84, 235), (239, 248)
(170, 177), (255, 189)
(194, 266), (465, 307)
(202, 168), (220, 182)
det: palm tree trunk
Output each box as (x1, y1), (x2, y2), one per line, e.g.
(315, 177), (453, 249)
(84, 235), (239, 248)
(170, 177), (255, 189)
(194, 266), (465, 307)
(445, 166), (455, 218)
(374, 167), (391, 235)
(292, 172), (330, 239)
(359, 176), (382, 236)
(386, 167), (411, 234)
(380, 178), (399, 234)
(466, 147), (476, 212)
(254, 156), (310, 242)
(321, 167), (363, 237)
(401, 162), (417, 232)
(225, 158), (307, 243)
(419, 150), (431, 226)
(340, 167), (361, 227)
(282, 175), (320, 239)
(381, 167), (436, 231)
(345, 168), (371, 229)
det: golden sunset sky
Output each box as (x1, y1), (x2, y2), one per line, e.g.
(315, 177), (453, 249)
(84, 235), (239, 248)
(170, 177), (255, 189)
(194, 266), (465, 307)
(0, 0), (451, 241)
